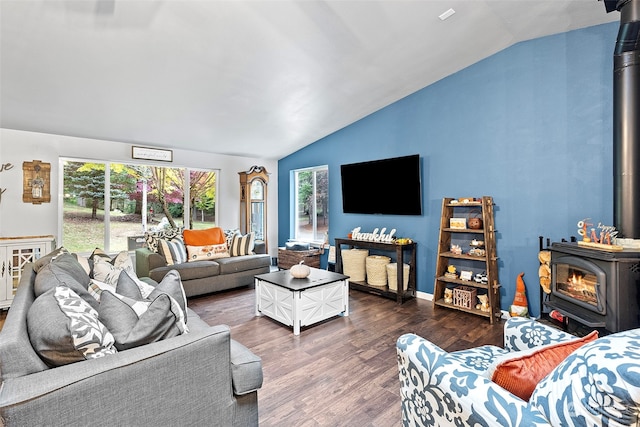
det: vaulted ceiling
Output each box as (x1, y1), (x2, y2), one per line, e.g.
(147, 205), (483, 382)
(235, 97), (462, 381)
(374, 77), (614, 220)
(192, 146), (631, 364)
(0, 1), (617, 159)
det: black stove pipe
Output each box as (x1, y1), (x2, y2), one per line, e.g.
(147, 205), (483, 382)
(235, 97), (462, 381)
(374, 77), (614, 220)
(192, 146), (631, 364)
(611, 0), (640, 238)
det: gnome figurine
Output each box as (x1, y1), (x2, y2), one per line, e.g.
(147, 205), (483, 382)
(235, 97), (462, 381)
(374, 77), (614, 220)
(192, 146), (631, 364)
(509, 272), (529, 317)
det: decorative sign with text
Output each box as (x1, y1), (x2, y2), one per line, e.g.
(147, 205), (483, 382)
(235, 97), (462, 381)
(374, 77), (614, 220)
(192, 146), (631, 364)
(132, 146), (173, 162)
(350, 227), (396, 243)
(0, 162), (15, 205)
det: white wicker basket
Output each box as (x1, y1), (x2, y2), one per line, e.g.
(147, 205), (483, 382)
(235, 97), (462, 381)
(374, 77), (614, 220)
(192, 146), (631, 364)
(386, 263), (410, 291)
(366, 255), (391, 287)
(342, 249), (369, 282)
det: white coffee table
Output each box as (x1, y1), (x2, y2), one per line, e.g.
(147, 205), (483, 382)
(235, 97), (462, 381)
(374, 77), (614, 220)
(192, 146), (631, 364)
(254, 268), (349, 335)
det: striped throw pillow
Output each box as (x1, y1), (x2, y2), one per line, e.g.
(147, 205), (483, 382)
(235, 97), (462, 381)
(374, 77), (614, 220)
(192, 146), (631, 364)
(158, 238), (187, 265)
(230, 232), (255, 256)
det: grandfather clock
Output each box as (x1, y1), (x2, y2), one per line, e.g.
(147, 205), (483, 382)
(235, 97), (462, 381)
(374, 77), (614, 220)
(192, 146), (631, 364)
(239, 166), (269, 251)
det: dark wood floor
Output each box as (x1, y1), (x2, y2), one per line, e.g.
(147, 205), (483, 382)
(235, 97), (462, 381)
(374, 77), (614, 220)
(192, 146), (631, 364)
(189, 286), (505, 427)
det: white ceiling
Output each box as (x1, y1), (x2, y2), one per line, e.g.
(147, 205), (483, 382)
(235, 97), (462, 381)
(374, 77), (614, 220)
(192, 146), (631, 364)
(0, 0), (618, 160)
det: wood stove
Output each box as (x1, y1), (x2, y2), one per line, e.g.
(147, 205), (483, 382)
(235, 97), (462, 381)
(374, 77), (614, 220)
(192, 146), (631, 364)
(544, 1), (640, 333)
(545, 242), (640, 333)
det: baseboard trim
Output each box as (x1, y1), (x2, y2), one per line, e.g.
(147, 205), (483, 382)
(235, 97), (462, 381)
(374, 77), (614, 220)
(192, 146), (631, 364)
(416, 290), (432, 301)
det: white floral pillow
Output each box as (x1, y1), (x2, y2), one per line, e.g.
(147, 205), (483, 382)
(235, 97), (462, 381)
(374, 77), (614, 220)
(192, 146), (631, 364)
(92, 250), (147, 290)
(530, 329), (640, 424)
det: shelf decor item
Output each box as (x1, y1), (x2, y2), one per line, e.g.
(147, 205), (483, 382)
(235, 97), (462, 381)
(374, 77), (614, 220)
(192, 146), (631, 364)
(444, 288), (453, 304)
(449, 218), (466, 229)
(459, 270), (473, 281)
(365, 255), (391, 287)
(476, 294), (491, 312)
(468, 210), (483, 229)
(444, 265), (458, 279)
(453, 286), (477, 309)
(341, 249), (369, 281)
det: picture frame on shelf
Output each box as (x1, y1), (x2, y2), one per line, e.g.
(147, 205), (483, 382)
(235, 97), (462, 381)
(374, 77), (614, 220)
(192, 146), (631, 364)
(459, 270), (473, 281)
(450, 218), (466, 229)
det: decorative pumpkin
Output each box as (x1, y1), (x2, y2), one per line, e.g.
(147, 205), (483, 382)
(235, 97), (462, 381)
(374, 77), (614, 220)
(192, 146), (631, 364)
(467, 208), (484, 229)
(468, 217), (483, 229)
(290, 261), (311, 278)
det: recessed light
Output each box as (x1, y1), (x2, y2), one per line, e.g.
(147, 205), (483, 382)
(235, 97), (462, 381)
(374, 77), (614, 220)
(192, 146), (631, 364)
(439, 8), (456, 21)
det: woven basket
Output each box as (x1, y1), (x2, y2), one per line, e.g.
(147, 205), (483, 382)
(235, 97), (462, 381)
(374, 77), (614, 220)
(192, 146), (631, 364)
(278, 248), (320, 270)
(342, 249), (369, 281)
(366, 255), (391, 287)
(386, 263), (410, 291)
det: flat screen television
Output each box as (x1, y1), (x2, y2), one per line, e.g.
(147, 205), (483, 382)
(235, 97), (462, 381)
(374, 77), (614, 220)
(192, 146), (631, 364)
(340, 154), (422, 215)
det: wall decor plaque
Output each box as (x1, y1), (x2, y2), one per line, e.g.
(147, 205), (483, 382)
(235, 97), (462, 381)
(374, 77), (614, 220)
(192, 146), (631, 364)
(23, 160), (51, 204)
(132, 146), (173, 162)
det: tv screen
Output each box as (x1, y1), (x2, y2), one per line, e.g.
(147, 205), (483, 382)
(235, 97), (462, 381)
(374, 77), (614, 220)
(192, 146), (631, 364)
(340, 154), (422, 215)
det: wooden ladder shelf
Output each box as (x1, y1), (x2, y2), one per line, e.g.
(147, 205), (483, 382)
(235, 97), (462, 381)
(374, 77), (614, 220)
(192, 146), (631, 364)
(432, 196), (501, 323)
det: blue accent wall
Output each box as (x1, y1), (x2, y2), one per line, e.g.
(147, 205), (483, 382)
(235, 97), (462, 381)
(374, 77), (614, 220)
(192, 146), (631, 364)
(278, 22), (618, 316)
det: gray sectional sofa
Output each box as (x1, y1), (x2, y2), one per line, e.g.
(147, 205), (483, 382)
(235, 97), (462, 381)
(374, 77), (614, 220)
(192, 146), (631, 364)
(135, 240), (271, 297)
(0, 263), (264, 426)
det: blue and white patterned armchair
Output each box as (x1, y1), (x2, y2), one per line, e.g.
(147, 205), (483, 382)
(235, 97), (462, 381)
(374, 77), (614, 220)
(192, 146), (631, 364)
(397, 317), (640, 426)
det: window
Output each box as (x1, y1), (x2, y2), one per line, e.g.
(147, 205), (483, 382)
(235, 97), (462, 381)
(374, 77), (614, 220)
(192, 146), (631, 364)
(250, 180), (265, 241)
(294, 166), (328, 243)
(61, 159), (217, 254)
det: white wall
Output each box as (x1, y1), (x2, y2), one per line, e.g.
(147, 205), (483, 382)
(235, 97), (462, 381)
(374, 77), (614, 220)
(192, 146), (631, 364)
(0, 128), (279, 257)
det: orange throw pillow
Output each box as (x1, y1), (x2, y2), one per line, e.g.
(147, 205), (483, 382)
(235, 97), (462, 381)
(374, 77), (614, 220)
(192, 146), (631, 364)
(183, 227), (226, 246)
(488, 330), (598, 401)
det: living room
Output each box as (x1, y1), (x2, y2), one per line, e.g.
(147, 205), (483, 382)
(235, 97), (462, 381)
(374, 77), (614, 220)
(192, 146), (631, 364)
(1, 1), (638, 426)
(0, 2), (622, 319)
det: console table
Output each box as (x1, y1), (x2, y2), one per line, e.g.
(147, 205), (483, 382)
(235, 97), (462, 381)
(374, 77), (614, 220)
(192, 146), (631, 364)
(335, 238), (416, 304)
(0, 235), (55, 309)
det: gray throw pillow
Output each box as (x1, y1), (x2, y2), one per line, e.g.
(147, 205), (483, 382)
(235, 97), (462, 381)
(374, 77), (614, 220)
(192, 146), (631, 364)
(98, 291), (182, 351)
(32, 247), (69, 273)
(148, 270), (187, 314)
(117, 270), (189, 329)
(115, 270), (144, 300)
(27, 286), (117, 367)
(34, 253), (97, 310)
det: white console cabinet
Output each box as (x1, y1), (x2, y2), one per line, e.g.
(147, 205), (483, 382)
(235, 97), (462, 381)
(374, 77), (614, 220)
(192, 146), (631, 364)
(0, 235), (55, 309)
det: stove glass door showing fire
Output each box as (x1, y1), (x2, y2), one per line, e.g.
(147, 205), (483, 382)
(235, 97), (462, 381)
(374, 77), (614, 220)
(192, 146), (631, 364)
(552, 256), (606, 315)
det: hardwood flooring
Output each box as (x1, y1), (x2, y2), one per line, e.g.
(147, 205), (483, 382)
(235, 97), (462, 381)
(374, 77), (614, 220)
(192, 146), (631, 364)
(0, 286), (504, 426)
(189, 286), (505, 427)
